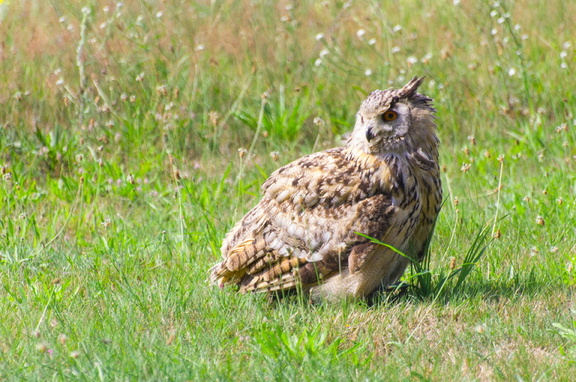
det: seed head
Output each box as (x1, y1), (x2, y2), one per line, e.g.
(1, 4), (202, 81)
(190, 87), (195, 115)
(555, 124), (568, 133)
(313, 117), (325, 127)
(208, 111), (219, 126)
(166, 330), (176, 345)
(407, 56), (418, 66)
(156, 85), (168, 96)
(58, 334), (67, 345)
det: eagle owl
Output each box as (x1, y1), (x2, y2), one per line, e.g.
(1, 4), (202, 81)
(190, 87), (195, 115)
(210, 77), (442, 300)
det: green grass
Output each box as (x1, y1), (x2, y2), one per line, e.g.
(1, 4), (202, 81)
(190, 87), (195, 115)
(0, 0), (575, 380)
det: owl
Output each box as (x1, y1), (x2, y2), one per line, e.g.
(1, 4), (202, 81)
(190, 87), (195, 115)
(210, 77), (442, 301)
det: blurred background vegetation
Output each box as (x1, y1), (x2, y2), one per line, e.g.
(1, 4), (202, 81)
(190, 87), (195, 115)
(0, 0), (574, 379)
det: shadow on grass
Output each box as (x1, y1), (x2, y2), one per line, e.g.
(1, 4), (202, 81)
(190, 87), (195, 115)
(255, 266), (564, 309)
(370, 268), (563, 307)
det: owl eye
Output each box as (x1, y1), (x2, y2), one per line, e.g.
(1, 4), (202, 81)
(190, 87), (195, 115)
(382, 110), (398, 122)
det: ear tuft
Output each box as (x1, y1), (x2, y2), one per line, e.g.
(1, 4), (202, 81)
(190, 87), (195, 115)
(399, 76), (425, 98)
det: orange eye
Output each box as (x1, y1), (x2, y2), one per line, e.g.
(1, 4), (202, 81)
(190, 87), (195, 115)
(382, 110), (398, 122)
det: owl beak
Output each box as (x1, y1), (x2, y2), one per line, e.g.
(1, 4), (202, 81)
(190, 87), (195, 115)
(366, 128), (375, 142)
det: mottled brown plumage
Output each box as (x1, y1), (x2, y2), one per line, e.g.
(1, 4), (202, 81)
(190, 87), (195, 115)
(210, 77), (442, 300)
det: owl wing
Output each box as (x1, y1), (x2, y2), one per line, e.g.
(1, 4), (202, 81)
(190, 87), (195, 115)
(210, 147), (403, 293)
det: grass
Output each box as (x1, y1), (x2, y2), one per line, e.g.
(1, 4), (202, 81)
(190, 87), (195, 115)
(0, 0), (574, 380)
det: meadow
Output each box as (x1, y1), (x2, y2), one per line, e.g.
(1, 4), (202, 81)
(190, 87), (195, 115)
(0, 0), (574, 380)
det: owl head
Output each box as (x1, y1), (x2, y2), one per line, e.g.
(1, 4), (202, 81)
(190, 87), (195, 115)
(350, 77), (437, 155)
